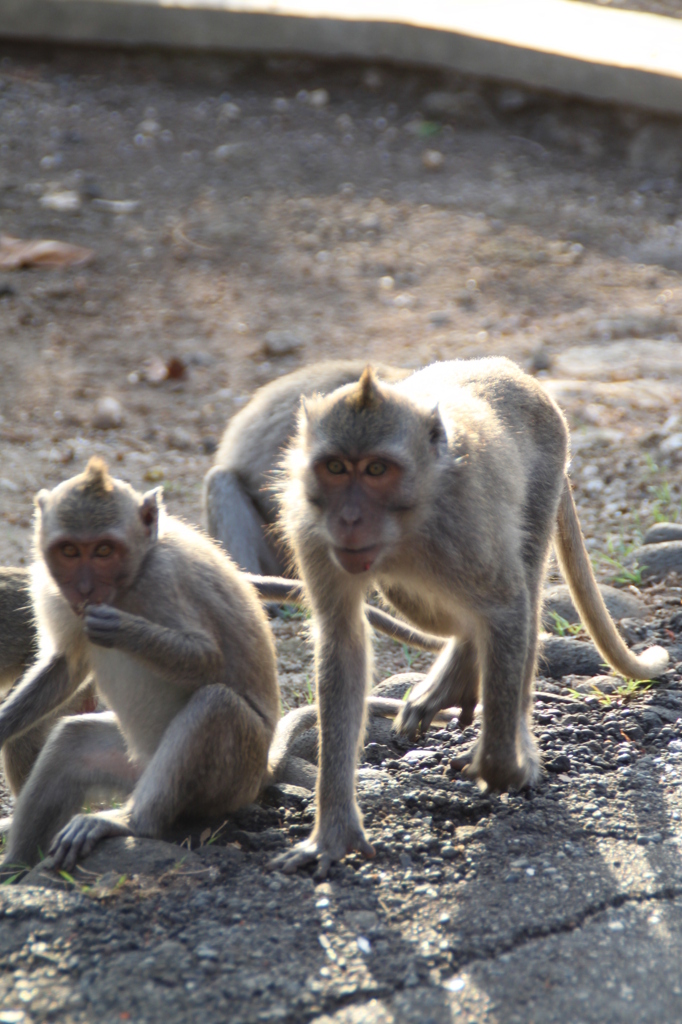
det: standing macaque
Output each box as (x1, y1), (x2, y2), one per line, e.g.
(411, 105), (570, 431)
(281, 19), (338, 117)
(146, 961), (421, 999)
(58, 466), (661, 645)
(272, 359), (668, 876)
(204, 360), (408, 573)
(1, 458), (279, 871)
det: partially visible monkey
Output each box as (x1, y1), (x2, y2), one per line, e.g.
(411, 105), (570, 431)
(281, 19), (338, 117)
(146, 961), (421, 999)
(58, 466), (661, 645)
(204, 361), (408, 574)
(0, 568), (97, 799)
(0, 458), (280, 871)
(270, 359), (668, 876)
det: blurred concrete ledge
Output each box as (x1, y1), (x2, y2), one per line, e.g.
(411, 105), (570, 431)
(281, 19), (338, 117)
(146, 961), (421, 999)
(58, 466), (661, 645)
(2, 0), (682, 114)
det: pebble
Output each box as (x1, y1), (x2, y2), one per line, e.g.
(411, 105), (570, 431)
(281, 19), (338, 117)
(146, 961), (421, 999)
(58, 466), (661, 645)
(91, 198), (140, 214)
(167, 428), (193, 451)
(91, 396), (123, 430)
(422, 150), (444, 171)
(263, 330), (304, 357)
(39, 190), (81, 213)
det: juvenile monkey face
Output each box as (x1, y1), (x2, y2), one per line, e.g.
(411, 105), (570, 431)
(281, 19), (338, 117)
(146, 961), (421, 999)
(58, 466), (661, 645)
(313, 455), (404, 574)
(47, 536), (129, 613)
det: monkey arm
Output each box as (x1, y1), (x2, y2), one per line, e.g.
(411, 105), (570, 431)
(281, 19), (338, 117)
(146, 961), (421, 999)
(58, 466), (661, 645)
(84, 605), (223, 683)
(244, 573), (446, 653)
(0, 655), (78, 747)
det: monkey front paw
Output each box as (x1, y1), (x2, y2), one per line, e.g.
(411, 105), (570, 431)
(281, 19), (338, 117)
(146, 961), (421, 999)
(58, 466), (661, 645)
(83, 605), (122, 647)
(269, 823), (375, 880)
(45, 813), (131, 873)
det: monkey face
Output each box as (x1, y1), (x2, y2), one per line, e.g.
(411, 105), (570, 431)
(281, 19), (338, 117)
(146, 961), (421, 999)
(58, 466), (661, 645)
(46, 536), (129, 613)
(312, 455), (405, 574)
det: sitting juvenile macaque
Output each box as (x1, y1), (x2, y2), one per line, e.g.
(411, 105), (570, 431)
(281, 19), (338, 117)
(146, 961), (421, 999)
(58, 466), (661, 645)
(270, 358), (668, 876)
(0, 458), (280, 871)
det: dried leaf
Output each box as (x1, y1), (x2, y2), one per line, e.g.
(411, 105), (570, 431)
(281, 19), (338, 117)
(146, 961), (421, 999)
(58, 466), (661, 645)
(166, 357), (187, 380)
(0, 233), (94, 270)
(199, 827), (212, 846)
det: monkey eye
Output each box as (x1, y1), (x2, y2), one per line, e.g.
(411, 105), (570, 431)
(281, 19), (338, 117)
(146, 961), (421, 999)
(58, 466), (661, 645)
(94, 543), (113, 558)
(366, 461), (387, 477)
(60, 543), (79, 558)
(326, 459), (346, 475)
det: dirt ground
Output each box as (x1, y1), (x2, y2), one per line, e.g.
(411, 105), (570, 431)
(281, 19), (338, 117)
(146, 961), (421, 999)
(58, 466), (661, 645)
(2, 39), (682, 1024)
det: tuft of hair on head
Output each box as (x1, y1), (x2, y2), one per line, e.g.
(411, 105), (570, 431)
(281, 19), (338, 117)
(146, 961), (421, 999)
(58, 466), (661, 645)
(79, 457), (115, 496)
(348, 366), (382, 412)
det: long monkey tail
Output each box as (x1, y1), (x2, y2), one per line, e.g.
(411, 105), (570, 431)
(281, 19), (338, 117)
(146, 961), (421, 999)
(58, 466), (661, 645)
(555, 480), (668, 680)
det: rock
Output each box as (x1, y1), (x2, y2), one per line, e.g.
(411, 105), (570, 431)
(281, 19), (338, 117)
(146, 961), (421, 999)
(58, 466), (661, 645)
(628, 541), (682, 582)
(91, 396), (123, 429)
(39, 190), (82, 213)
(546, 754), (571, 773)
(263, 330), (304, 357)
(629, 121), (682, 177)
(552, 340), (682, 382)
(167, 427), (193, 451)
(538, 635), (605, 679)
(422, 149), (444, 171)
(643, 523), (682, 545)
(422, 90), (494, 127)
(21, 837), (204, 888)
(372, 672), (425, 700)
(542, 583), (645, 628)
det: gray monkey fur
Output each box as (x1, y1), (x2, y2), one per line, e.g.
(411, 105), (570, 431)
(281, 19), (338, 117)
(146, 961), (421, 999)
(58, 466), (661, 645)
(270, 357), (668, 876)
(0, 460), (280, 870)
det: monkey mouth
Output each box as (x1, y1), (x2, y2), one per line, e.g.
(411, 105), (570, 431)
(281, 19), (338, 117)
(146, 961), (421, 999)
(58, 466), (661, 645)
(334, 545), (381, 575)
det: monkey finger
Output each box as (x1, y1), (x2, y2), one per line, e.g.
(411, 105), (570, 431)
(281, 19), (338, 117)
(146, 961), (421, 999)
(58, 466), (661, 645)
(313, 853), (333, 881)
(268, 841), (319, 874)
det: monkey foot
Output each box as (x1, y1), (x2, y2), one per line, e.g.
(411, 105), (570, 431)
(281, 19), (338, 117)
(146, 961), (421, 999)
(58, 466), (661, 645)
(269, 828), (375, 880)
(46, 813), (132, 873)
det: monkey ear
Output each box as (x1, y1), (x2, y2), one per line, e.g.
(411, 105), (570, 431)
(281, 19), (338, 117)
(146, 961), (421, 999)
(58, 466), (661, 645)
(34, 489), (49, 512)
(428, 406), (447, 449)
(139, 487), (163, 539)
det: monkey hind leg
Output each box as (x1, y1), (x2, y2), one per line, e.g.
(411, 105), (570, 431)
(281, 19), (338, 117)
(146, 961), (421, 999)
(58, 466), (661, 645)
(127, 684), (272, 838)
(203, 466), (283, 575)
(3, 712), (135, 869)
(2, 676), (100, 797)
(395, 638), (479, 739)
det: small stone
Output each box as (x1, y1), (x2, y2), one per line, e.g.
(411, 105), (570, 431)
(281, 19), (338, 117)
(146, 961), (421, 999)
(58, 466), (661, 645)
(91, 396), (123, 430)
(546, 755), (571, 773)
(422, 149), (444, 171)
(308, 89), (329, 109)
(219, 102), (241, 120)
(638, 524), (679, 548)
(39, 190), (81, 213)
(428, 310), (452, 326)
(212, 142), (250, 162)
(92, 198), (140, 214)
(422, 90), (494, 127)
(167, 428), (193, 451)
(263, 330), (304, 357)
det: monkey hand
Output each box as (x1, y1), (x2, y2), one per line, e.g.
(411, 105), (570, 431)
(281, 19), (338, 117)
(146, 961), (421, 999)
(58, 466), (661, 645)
(269, 816), (375, 880)
(83, 604), (123, 647)
(45, 812), (132, 873)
